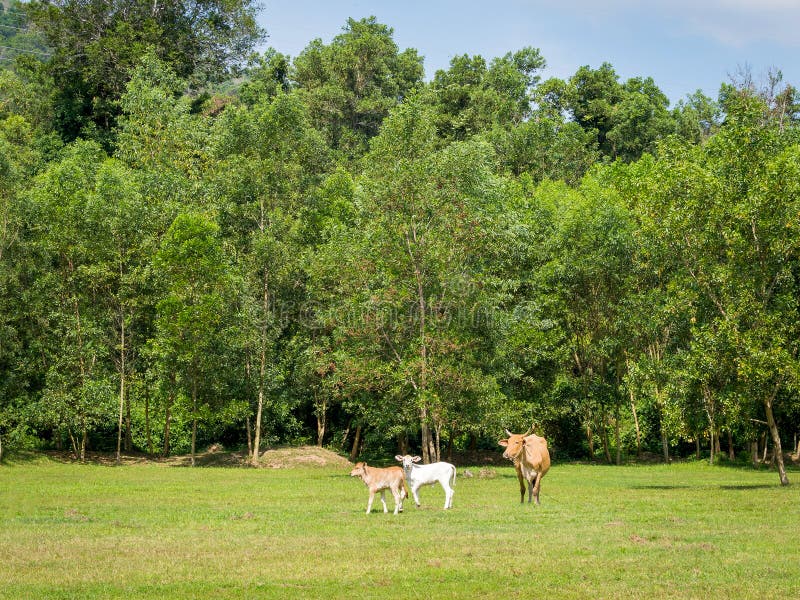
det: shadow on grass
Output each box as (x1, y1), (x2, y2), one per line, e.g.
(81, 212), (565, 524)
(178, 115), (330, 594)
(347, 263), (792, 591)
(632, 484), (775, 490)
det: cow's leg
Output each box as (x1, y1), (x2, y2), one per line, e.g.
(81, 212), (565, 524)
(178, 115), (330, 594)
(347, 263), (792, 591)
(516, 466), (525, 503)
(379, 490), (388, 513)
(528, 473), (541, 504)
(366, 490), (375, 514)
(532, 473), (543, 505)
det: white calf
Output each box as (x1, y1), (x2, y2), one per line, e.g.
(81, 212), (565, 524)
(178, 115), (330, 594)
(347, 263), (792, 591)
(395, 455), (456, 509)
(349, 462), (408, 514)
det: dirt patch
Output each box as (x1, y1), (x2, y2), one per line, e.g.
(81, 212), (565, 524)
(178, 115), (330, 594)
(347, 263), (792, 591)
(38, 446), (502, 469)
(256, 445), (352, 469)
(41, 445), (352, 469)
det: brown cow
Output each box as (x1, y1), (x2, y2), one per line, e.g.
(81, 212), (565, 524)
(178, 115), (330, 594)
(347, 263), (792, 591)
(349, 462), (408, 515)
(498, 427), (551, 505)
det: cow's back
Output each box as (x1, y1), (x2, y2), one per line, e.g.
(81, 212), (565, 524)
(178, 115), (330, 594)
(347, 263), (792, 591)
(523, 434), (550, 477)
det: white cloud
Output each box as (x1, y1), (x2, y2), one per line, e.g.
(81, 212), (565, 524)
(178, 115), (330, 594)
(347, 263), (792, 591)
(554, 0), (800, 47)
(677, 1), (800, 48)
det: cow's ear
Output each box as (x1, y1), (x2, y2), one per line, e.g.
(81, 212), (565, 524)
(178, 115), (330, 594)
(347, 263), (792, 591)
(498, 440), (508, 447)
(412, 456), (422, 463)
(395, 455), (403, 462)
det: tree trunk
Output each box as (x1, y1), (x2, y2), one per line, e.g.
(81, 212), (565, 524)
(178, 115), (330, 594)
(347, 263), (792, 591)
(252, 267), (270, 466)
(163, 401), (171, 457)
(190, 378), (197, 468)
(420, 415), (434, 464)
(252, 384), (264, 466)
(315, 394), (327, 447)
(446, 428), (455, 462)
(349, 425), (362, 461)
(125, 393), (132, 453)
(80, 419), (87, 462)
(600, 408), (612, 464)
(397, 433), (408, 456)
(406, 224), (432, 464)
(586, 423), (594, 459)
(116, 314), (126, 465)
(661, 428), (670, 463)
(341, 420), (351, 450)
(246, 414), (253, 458)
(629, 386), (641, 458)
(145, 382), (153, 456)
(614, 401), (621, 466)
(68, 427), (79, 460)
(709, 428), (715, 466)
(764, 394), (789, 485)
(727, 429), (734, 461)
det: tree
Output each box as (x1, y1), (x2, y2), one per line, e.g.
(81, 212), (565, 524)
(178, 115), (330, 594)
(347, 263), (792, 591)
(151, 212), (232, 466)
(313, 94), (508, 462)
(616, 93), (800, 484)
(293, 16), (424, 160)
(529, 178), (636, 463)
(0, 112), (47, 459)
(605, 76), (675, 162)
(211, 90), (330, 465)
(25, 0), (264, 142)
(27, 141), (118, 460)
(546, 63), (678, 162)
(81, 159), (150, 463)
(486, 117), (598, 184)
(429, 47), (545, 141)
(673, 90), (722, 143)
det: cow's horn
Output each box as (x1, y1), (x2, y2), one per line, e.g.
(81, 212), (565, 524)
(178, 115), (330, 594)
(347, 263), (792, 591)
(504, 428), (513, 437)
(523, 423), (534, 436)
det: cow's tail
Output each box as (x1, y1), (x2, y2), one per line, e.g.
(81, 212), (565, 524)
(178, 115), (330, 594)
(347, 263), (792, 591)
(450, 464), (457, 488)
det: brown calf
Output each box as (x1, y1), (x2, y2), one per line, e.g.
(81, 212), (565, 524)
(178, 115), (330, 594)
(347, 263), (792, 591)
(349, 462), (408, 514)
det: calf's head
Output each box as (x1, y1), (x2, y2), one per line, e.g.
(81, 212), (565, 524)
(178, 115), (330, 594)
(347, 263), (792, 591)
(395, 455), (422, 469)
(350, 462), (367, 478)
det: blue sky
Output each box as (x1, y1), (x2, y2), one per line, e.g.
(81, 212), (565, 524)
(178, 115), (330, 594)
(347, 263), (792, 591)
(258, 0), (800, 106)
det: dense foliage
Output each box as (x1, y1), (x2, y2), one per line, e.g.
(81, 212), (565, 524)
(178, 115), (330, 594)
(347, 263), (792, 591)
(1, 9), (799, 482)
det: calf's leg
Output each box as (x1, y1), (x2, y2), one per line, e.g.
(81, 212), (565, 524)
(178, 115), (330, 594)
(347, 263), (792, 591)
(443, 482), (454, 509)
(391, 487), (402, 514)
(411, 484), (422, 507)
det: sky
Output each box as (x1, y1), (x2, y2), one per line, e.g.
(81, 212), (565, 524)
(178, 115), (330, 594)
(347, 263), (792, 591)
(258, 0), (800, 105)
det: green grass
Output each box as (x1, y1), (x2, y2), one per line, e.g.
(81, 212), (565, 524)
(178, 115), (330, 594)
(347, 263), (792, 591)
(1, 457), (798, 599)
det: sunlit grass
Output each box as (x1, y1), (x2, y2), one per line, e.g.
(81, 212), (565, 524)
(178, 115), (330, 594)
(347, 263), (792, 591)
(1, 458), (798, 599)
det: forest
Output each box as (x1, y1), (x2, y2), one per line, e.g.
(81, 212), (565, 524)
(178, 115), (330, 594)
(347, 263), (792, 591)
(1, 0), (799, 484)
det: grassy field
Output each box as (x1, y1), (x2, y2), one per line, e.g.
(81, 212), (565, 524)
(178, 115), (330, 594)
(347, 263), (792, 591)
(1, 454), (798, 599)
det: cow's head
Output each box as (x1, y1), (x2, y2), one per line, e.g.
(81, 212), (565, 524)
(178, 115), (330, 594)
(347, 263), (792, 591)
(349, 462), (367, 478)
(395, 454), (422, 470)
(498, 426), (533, 461)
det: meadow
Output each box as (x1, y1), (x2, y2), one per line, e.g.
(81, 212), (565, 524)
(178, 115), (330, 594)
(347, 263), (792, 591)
(1, 454), (798, 599)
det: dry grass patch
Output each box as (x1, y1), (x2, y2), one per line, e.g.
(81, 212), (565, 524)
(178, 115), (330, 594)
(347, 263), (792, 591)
(256, 445), (352, 469)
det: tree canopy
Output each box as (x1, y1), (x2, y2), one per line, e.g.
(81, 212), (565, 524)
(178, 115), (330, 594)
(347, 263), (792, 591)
(1, 13), (799, 486)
